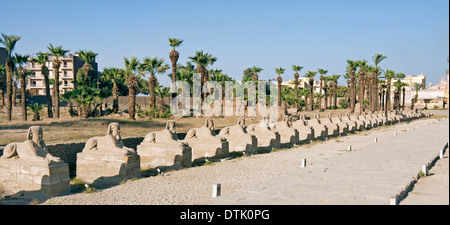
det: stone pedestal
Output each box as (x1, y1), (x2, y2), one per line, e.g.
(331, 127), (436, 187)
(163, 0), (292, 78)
(137, 143), (192, 170)
(0, 159), (70, 198)
(76, 151), (140, 186)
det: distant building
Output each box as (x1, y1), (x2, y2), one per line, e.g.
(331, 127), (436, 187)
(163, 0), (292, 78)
(391, 73), (426, 91)
(281, 78), (321, 91)
(428, 75), (448, 91)
(26, 53), (98, 95)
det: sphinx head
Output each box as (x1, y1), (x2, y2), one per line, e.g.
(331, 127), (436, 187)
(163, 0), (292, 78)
(27, 126), (44, 145)
(107, 122), (121, 140)
(166, 120), (176, 133)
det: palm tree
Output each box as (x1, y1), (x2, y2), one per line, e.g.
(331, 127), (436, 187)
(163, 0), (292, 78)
(101, 67), (124, 113)
(31, 52), (53, 118)
(275, 67), (285, 107)
(123, 56), (141, 120)
(384, 69), (396, 117)
(12, 53), (30, 121)
(60, 91), (76, 117)
(0, 33), (21, 121)
(395, 72), (405, 110)
(346, 60), (358, 113)
(318, 69), (328, 110)
(168, 38), (183, 96)
(188, 51), (217, 103)
(250, 66), (263, 82)
(372, 53), (387, 111)
(154, 85), (171, 115)
(291, 65), (303, 106)
(304, 71), (317, 111)
(75, 50), (98, 88)
(0, 65), (5, 107)
(356, 60), (368, 112)
(140, 57), (169, 112)
(47, 43), (70, 118)
(28, 103), (46, 121)
(411, 82), (422, 110)
(331, 74), (341, 109)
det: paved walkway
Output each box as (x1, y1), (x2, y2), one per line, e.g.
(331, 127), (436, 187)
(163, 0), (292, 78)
(204, 118), (449, 205)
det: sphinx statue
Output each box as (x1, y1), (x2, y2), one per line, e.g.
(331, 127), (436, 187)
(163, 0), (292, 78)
(184, 118), (229, 161)
(218, 117), (257, 154)
(0, 126), (70, 197)
(1, 126), (61, 162)
(76, 122), (140, 186)
(246, 116), (281, 150)
(82, 122), (135, 154)
(269, 115), (299, 147)
(137, 120), (192, 170)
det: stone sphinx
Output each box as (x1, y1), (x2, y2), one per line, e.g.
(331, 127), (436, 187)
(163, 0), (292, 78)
(349, 113), (371, 130)
(246, 117), (281, 150)
(76, 122), (140, 186)
(218, 117), (258, 155)
(327, 114), (350, 135)
(184, 118), (229, 161)
(137, 120), (192, 170)
(0, 126), (70, 197)
(316, 114), (340, 137)
(305, 115), (329, 140)
(340, 113), (360, 132)
(269, 115), (299, 147)
(291, 115), (315, 142)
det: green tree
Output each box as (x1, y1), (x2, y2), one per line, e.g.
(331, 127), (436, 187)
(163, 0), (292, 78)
(317, 69), (328, 110)
(189, 51), (216, 103)
(275, 67), (285, 107)
(411, 82), (422, 110)
(32, 52), (53, 118)
(0, 65), (5, 107)
(12, 53), (30, 121)
(356, 60), (368, 112)
(75, 50), (98, 88)
(140, 57), (169, 112)
(384, 69), (396, 116)
(291, 65), (304, 106)
(330, 74), (341, 109)
(101, 67), (125, 113)
(346, 60), (358, 113)
(169, 38), (183, 96)
(304, 71), (317, 111)
(0, 33), (21, 121)
(28, 103), (46, 121)
(123, 56), (141, 120)
(47, 43), (70, 118)
(372, 53), (387, 111)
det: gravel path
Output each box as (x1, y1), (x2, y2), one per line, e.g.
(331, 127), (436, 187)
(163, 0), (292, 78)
(38, 117), (441, 205)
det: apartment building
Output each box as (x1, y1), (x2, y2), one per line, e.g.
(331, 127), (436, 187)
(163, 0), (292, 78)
(26, 53), (98, 95)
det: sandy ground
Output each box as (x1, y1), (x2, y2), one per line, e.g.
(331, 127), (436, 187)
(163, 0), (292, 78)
(400, 148), (449, 205)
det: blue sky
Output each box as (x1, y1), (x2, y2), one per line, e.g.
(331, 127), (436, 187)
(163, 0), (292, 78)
(1, 0), (448, 87)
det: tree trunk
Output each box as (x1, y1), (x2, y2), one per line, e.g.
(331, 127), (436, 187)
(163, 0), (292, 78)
(12, 80), (17, 107)
(112, 82), (119, 113)
(319, 76), (323, 110)
(53, 61), (61, 118)
(309, 79), (314, 111)
(294, 73), (299, 108)
(277, 75), (282, 107)
(385, 82), (391, 117)
(170, 49), (179, 99)
(42, 66), (53, 118)
(334, 81), (338, 109)
(359, 73), (365, 112)
(19, 68), (27, 121)
(350, 71), (356, 113)
(6, 60), (12, 121)
(402, 87), (405, 110)
(324, 82), (328, 109)
(128, 88), (136, 120)
(149, 74), (156, 112)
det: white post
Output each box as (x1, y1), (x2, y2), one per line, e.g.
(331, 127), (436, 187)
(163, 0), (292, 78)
(390, 197), (398, 205)
(394, 132), (397, 136)
(440, 149), (444, 159)
(348, 145), (352, 151)
(212, 183), (221, 198)
(374, 138), (378, 143)
(421, 164), (427, 176)
(301, 158), (306, 168)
